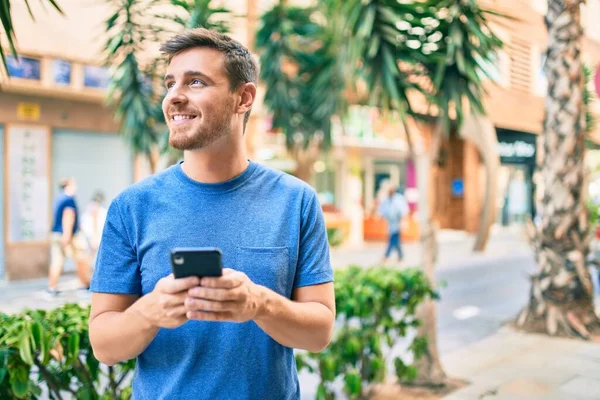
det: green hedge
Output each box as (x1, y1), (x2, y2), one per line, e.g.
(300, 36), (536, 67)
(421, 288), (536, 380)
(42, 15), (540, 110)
(1, 266), (434, 400)
(0, 304), (134, 399)
(296, 266), (435, 399)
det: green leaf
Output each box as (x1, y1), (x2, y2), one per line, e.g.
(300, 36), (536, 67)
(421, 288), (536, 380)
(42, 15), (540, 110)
(316, 383), (330, 400)
(11, 378), (29, 398)
(77, 387), (95, 400)
(320, 356), (337, 382)
(343, 370), (362, 396)
(68, 334), (81, 362)
(18, 333), (34, 366)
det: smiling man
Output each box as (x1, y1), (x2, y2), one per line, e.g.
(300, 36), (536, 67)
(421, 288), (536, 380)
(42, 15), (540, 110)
(88, 29), (335, 400)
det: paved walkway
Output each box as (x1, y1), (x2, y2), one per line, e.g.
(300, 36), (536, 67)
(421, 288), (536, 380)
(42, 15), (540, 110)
(443, 327), (600, 400)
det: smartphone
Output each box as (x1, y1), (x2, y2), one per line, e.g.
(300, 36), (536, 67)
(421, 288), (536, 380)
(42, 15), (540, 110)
(170, 247), (223, 279)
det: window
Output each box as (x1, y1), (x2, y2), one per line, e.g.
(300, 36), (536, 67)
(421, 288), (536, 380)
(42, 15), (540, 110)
(6, 55), (41, 80)
(53, 59), (72, 85)
(535, 52), (548, 97)
(83, 65), (110, 89)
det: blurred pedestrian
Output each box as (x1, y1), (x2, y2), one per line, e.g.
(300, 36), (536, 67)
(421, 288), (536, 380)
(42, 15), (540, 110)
(47, 177), (91, 296)
(378, 184), (409, 264)
(81, 191), (107, 265)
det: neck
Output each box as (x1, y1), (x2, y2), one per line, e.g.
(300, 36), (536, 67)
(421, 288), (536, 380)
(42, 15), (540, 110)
(181, 133), (249, 183)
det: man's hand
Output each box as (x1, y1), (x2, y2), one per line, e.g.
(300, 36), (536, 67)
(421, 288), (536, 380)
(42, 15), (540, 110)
(185, 269), (264, 322)
(132, 274), (200, 329)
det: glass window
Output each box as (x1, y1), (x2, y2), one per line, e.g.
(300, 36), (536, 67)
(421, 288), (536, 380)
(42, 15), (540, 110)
(6, 55), (41, 80)
(535, 52), (548, 97)
(53, 59), (72, 85)
(83, 65), (110, 89)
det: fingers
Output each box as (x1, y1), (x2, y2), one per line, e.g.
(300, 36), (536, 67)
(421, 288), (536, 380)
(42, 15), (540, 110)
(166, 305), (188, 319)
(158, 292), (187, 308)
(187, 287), (240, 301)
(185, 298), (235, 312)
(200, 270), (245, 289)
(186, 310), (233, 321)
(159, 274), (201, 294)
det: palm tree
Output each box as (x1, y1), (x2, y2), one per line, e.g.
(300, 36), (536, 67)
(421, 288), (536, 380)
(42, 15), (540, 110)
(517, 0), (600, 339)
(104, 0), (231, 173)
(257, 0), (505, 386)
(345, 0), (504, 386)
(0, 0), (63, 72)
(255, 1), (346, 181)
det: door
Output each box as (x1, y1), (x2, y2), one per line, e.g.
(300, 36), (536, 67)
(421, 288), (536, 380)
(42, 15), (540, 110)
(51, 130), (133, 218)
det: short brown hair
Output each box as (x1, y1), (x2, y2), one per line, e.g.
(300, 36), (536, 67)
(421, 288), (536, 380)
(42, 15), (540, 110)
(159, 28), (258, 130)
(59, 177), (72, 190)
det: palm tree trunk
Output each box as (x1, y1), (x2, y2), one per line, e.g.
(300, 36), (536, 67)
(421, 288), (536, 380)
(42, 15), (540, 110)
(459, 115), (500, 252)
(517, 0), (600, 338)
(411, 122), (448, 386)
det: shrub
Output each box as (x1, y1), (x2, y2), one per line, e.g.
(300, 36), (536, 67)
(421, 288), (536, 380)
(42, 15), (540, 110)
(0, 304), (135, 399)
(296, 266), (435, 399)
(327, 227), (344, 248)
(1, 266), (434, 400)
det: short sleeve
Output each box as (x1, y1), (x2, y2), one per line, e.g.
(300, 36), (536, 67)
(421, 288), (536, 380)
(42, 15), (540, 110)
(90, 198), (141, 295)
(293, 188), (334, 288)
(64, 198), (76, 209)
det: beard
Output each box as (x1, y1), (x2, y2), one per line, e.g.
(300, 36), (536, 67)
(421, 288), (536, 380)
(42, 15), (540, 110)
(168, 104), (233, 151)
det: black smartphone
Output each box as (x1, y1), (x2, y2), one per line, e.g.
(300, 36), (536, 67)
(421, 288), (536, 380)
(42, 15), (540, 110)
(170, 247), (223, 279)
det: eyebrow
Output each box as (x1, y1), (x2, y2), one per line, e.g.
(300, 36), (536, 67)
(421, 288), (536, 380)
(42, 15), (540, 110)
(163, 71), (215, 84)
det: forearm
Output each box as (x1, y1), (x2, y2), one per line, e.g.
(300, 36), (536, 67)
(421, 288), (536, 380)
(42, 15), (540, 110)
(89, 302), (159, 366)
(253, 287), (335, 353)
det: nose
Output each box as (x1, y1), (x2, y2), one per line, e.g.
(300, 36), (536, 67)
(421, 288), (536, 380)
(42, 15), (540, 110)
(165, 84), (188, 106)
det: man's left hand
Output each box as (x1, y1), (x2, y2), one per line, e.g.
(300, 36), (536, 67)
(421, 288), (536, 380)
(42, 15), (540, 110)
(185, 268), (264, 323)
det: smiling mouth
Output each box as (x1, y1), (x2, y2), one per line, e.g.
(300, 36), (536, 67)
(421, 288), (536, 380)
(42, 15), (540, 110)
(171, 115), (197, 125)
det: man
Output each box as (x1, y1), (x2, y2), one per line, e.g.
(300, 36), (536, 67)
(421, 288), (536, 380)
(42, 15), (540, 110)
(378, 184), (409, 264)
(89, 28), (335, 400)
(48, 177), (91, 295)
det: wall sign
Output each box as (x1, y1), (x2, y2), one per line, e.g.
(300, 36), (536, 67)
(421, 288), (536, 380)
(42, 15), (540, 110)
(451, 178), (464, 198)
(16, 102), (41, 121)
(496, 129), (537, 165)
(6, 125), (50, 243)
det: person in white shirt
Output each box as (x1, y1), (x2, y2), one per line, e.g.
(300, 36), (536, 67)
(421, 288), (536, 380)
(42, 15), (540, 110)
(81, 191), (107, 265)
(378, 185), (409, 264)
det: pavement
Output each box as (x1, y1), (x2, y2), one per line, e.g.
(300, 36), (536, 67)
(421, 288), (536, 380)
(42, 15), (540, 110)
(443, 327), (600, 400)
(2, 225), (600, 399)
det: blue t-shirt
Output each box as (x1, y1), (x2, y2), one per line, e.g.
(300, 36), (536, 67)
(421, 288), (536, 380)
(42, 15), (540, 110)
(51, 193), (79, 234)
(90, 161), (333, 400)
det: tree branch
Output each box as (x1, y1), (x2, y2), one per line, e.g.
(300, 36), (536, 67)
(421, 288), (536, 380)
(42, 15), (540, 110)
(33, 356), (77, 400)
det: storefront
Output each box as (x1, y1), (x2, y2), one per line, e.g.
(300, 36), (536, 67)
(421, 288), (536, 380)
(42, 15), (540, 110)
(495, 128), (537, 226)
(0, 92), (134, 281)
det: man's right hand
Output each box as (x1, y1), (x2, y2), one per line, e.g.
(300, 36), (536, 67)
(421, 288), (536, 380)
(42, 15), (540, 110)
(132, 274), (200, 329)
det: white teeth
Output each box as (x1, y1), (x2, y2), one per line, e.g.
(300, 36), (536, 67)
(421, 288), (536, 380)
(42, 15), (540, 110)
(173, 115), (194, 121)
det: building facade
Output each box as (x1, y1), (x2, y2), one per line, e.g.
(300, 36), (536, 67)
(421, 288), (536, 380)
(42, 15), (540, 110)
(2, 0), (599, 279)
(431, 0), (600, 233)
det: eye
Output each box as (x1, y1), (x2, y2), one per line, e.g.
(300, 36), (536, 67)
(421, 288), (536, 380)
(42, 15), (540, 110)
(190, 79), (205, 87)
(166, 81), (175, 89)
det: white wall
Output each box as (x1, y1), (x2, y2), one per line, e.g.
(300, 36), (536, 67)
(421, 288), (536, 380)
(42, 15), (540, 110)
(51, 130), (133, 212)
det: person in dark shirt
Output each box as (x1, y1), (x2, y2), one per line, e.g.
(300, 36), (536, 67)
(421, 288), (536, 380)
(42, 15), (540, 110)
(47, 177), (91, 295)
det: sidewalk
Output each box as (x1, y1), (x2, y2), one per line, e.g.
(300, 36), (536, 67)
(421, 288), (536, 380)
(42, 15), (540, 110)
(330, 225), (533, 270)
(442, 326), (600, 400)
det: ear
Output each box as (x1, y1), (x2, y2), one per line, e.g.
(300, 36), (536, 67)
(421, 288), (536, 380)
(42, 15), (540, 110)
(236, 82), (257, 115)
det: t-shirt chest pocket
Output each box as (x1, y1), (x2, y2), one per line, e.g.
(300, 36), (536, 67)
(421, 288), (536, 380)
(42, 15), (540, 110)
(235, 246), (291, 297)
